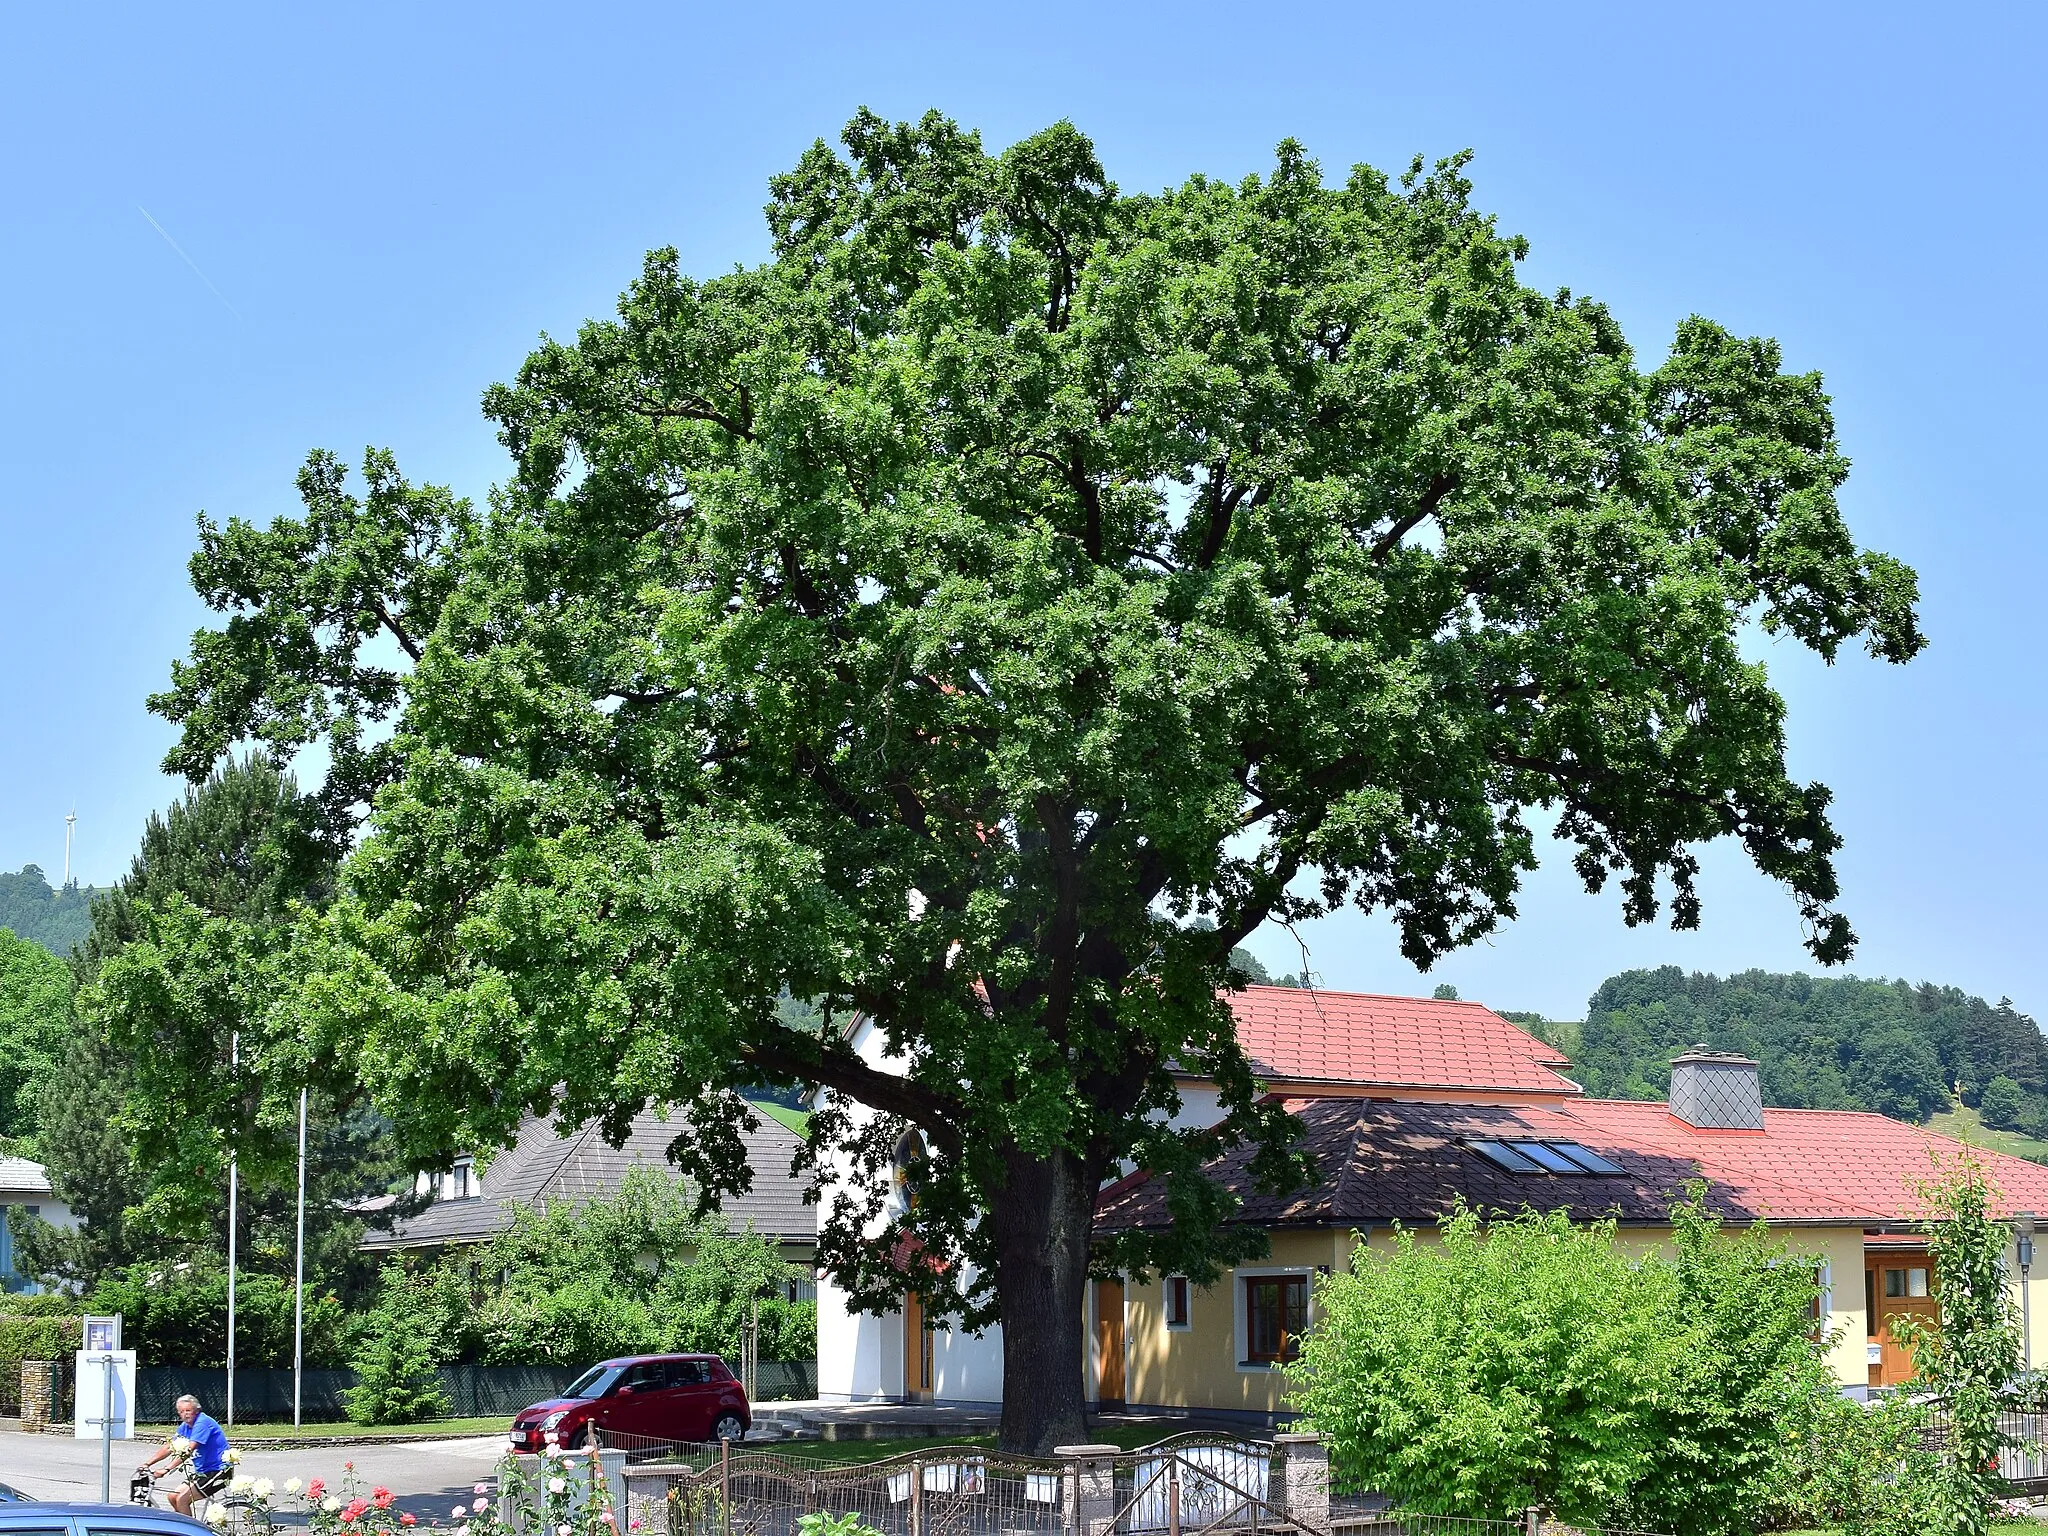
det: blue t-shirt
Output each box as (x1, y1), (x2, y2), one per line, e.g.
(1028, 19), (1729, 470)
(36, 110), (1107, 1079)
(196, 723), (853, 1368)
(180, 1412), (229, 1474)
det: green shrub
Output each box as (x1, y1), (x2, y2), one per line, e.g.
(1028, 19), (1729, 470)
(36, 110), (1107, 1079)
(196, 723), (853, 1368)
(1293, 1191), (1839, 1536)
(1773, 1390), (1939, 1536)
(0, 1312), (82, 1377)
(86, 1261), (348, 1367)
(797, 1515), (885, 1536)
(341, 1265), (451, 1425)
(474, 1165), (815, 1367)
(0, 1290), (83, 1317)
(1894, 1153), (2024, 1536)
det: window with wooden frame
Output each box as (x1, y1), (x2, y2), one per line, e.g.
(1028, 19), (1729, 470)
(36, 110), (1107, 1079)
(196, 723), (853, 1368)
(1164, 1275), (1191, 1331)
(1243, 1274), (1308, 1364)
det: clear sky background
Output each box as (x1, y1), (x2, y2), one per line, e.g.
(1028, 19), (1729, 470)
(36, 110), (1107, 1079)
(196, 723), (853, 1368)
(2, 2), (2040, 1022)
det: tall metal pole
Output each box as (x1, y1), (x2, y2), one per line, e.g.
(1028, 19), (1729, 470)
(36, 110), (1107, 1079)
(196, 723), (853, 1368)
(293, 1086), (307, 1427)
(64, 810), (77, 887)
(99, 1347), (114, 1503)
(226, 1031), (239, 1428)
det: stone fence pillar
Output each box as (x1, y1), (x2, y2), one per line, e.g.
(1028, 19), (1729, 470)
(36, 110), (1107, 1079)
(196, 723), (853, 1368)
(1057, 1444), (1121, 1536)
(20, 1361), (54, 1435)
(1271, 1433), (1330, 1536)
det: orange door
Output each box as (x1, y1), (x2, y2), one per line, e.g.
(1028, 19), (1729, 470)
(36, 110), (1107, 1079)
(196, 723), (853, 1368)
(904, 1291), (932, 1401)
(1874, 1258), (1938, 1387)
(1095, 1279), (1125, 1406)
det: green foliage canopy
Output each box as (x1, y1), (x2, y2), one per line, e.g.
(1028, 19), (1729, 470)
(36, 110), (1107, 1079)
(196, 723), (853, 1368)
(152, 111), (1919, 1449)
(1293, 1195), (1840, 1535)
(17, 759), (409, 1300)
(0, 927), (73, 1145)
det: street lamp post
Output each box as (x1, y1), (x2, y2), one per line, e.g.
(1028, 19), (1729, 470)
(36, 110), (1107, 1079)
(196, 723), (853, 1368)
(2019, 1213), (2036, 1372)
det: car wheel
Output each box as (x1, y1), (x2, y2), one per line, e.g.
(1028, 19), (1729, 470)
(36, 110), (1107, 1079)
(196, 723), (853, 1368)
(577, 1422), (600, 1450)
(712, 1412), (745, 1444)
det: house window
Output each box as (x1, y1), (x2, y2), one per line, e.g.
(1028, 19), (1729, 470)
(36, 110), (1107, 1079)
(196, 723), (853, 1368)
(1884, 1266), (1931, 1299)
(1243, 1275), (1308, 1365)
(1469, 1140), (1544, 1173)
(1164, 1275), (1191, 1330)
(445, 1158), (474, 1200)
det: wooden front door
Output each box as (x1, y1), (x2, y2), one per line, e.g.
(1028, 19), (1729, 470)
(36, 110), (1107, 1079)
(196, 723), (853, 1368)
(904, 1291), (933, 1401)
(1869, 1253), (1938, 1388)
(1095, 1278), (1125, 1407)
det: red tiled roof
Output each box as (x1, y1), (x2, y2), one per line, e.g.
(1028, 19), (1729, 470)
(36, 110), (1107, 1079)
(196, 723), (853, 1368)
(1095, 1095), (2048, 1233)
(1559, 1099), (2048, 1225)
(1223, 986), (1580, 1097)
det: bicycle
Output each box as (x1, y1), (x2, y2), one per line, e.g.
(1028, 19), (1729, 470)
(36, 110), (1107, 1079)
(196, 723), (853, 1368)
(130, 1459), (270, 1535)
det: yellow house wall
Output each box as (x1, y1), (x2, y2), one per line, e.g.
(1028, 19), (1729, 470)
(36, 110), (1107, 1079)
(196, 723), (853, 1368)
(1121, 1223), (1883, 1415)
(1123, 1230), (1349, 1416)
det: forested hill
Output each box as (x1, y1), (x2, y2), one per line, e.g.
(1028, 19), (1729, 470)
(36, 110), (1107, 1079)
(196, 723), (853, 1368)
(0, 864), (98, 955)
(1528, 967), (2048, 1133)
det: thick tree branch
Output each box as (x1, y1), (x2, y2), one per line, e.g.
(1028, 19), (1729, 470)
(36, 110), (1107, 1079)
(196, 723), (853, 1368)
(1369, 473), (1458, 562)
(370, 599), (423, 663)
(739, 1034), (965, 1158)
(630, 391), (755, 441)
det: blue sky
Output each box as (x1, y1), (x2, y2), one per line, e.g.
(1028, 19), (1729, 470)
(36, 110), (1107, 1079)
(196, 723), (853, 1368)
(1, 2), (2040, 1021)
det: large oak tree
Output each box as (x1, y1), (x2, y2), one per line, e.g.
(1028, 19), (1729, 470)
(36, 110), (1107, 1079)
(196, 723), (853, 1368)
(154, 111), (1922, 1450)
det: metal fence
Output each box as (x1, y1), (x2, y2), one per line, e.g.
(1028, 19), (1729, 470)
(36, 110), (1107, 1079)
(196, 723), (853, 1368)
(603, 1436), (1676, 1536)
(1913, 1404), (2048, 1492)
(614, 1432), (1350, 1536)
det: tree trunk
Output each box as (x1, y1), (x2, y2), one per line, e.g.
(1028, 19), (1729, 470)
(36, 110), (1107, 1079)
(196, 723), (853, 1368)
(991, 1142), (1098, 1454)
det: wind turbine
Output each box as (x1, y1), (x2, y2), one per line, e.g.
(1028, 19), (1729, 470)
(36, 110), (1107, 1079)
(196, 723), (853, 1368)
(63, 809), (76, 887)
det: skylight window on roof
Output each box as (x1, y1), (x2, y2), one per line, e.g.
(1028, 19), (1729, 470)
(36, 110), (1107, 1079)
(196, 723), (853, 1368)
(1548, 1142), (1625, 1175)
(1469, 1140), (1543, 1174)
(1507, 1141), (1585, 1174)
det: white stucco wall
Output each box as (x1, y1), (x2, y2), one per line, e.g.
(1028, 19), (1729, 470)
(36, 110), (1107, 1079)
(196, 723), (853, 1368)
(812, 1026), (1241, 1404)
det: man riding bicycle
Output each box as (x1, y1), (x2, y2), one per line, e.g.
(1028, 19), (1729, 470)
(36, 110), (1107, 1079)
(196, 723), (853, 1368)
(137, 1393), (232, 1516)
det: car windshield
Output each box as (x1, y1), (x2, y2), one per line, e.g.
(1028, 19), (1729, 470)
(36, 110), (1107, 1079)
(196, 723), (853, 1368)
(564, 1365), (625, 1400)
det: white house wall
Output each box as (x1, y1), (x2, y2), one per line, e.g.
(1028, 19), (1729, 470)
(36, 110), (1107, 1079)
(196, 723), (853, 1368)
(816, 1269), (896, 1402)
(813, 1019), (1238, 1406)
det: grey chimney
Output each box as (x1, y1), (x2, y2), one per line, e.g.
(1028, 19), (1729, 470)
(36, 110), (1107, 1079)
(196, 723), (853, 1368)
(1668, 1045), (1765, 1130)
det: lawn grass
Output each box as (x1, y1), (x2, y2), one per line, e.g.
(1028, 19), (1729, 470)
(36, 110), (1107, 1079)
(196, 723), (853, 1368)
(137, 1416), (513, 1441)
(1928, 1101), (2048, 1165)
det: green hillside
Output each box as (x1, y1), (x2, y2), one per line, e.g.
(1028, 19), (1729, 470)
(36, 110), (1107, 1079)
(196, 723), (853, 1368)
(1926, 1102), (2048, 1165)
(1520, 966), (2048, 1139)
(0, 865), (98, 955)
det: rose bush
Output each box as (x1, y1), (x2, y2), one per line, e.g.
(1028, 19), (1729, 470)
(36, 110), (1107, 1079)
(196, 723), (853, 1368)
(212, 1450), (620, 1536)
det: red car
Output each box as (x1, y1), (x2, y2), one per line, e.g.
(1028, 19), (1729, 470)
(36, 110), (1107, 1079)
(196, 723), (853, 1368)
(509, 1354), (751, 1450)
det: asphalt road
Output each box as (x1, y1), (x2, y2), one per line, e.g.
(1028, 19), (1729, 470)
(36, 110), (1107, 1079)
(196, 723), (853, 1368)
(0, 1427), (511, 1521)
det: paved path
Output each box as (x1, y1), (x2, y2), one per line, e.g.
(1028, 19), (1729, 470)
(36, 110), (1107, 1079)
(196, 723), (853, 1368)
(0, 1425), (510, 1520)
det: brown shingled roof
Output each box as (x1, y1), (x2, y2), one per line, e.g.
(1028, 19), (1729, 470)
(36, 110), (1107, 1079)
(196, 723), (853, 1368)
(363, 1105), (814, 1250)
(1094, 1095), (2048, 1234)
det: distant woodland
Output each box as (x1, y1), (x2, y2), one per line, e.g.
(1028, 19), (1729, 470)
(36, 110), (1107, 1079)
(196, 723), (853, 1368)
(0, 864), (97, 955)
(1512, 967), (2048, 1132)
